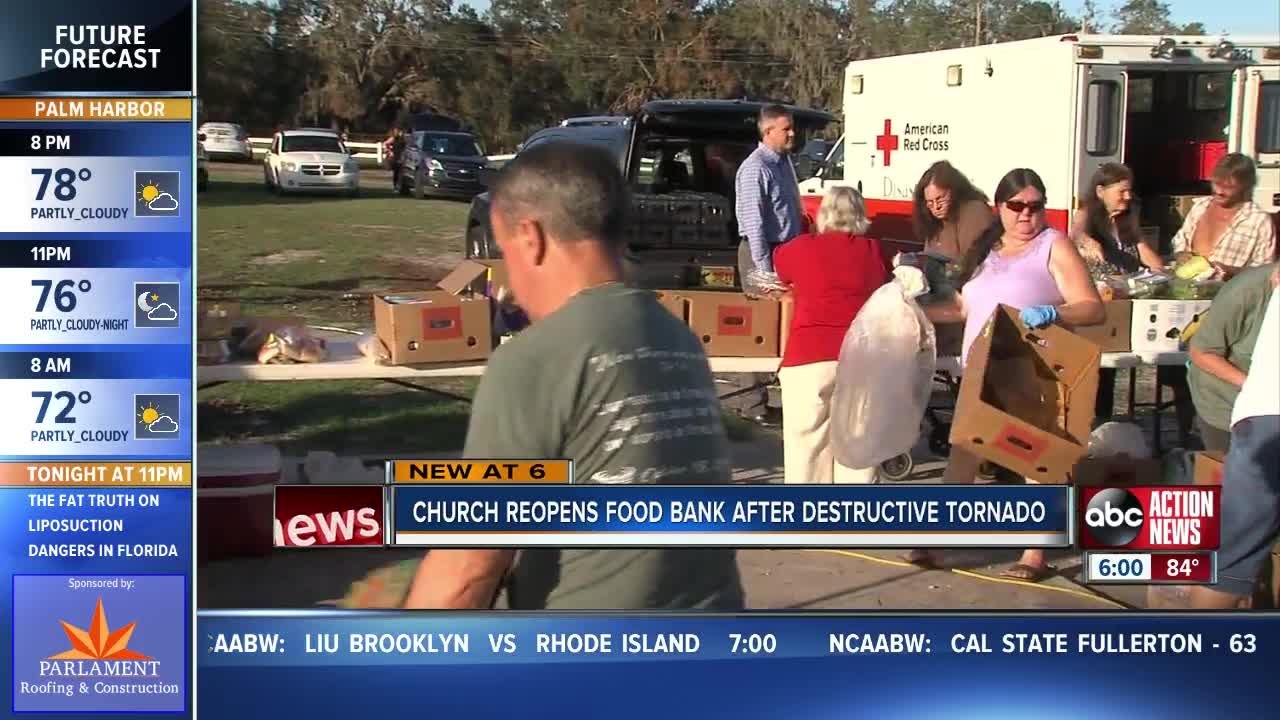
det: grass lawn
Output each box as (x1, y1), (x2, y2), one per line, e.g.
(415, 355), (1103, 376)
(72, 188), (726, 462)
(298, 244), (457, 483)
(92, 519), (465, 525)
(198, 164), (471, 326)
(197, 164), (758, 455)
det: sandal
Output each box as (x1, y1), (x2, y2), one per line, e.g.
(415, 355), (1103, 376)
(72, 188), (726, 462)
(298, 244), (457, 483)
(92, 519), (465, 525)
(1000, 563), (1054, 583)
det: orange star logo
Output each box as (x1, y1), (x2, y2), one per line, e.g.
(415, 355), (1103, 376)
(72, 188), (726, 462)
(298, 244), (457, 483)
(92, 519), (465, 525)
(47, 597), (151, 661)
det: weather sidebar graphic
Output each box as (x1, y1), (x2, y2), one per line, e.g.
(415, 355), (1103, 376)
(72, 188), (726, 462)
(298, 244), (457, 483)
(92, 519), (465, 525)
(11, 575), (187, 712)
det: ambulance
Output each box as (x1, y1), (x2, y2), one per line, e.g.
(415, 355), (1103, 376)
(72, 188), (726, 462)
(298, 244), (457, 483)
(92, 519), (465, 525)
(800, 33), (1280, 249)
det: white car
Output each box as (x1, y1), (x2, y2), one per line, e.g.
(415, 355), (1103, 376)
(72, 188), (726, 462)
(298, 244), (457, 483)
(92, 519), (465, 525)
(198, 122), (254, 162)
(262, 130), (360, 196)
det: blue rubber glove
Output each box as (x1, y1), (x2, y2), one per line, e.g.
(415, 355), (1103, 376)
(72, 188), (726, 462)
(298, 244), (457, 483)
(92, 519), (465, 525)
(1020, 305), (1058, 329)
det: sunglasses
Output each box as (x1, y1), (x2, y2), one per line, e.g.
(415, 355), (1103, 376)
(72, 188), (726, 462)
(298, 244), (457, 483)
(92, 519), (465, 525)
(1004, 199), (1046, 213)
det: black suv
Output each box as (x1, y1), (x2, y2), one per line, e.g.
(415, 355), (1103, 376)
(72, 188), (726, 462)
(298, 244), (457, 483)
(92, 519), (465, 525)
(398, 129), (488, 200)
(464, 99), (836, 288)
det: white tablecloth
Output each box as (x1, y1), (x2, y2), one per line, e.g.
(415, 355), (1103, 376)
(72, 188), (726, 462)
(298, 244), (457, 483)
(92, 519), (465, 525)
(198, 341), (1185, 385)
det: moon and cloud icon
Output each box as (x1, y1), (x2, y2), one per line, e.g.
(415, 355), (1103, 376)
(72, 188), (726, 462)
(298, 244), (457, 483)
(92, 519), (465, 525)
(138, 292), (178, 321)
(134, 282), (181, 328)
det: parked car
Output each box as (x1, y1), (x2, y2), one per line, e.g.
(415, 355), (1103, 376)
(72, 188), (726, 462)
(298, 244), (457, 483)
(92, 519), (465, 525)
(197, 133), (209, 191)
(793, 137), (835, 180)
(398, 130), (487, 200)
(262, 129), (360, 196)
(464, 99), (837, 288)
(560, 115), (631, 128)
(198, 122), (254, 162)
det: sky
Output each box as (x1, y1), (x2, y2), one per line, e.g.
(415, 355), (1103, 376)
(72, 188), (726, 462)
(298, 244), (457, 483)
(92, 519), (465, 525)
(458, 1), (1276, 36)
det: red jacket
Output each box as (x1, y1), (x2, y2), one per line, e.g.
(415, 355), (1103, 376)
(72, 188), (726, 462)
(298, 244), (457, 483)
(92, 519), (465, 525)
(773, 231), (890, 367)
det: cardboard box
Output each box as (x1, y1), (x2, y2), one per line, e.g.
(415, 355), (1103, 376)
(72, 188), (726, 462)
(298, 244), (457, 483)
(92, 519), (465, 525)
(1073, 457), (1165, 487)
(1193, 451), (1225, 486)
(197, 301), (242, 340)
(678, 290), (780, 357)
(440, 259), (508, 300)
(654, 291), (687, 323)
(779, 295), (794, 357)
(1066, 301), (1132, 353)
(949, 305), (1102, 484)
(1130, 299), (1213, 353)
(374, 292), (492, 364)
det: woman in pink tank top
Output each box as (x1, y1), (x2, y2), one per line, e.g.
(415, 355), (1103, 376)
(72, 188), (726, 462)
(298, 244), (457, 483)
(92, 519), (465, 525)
(910, 168), (1104, 582)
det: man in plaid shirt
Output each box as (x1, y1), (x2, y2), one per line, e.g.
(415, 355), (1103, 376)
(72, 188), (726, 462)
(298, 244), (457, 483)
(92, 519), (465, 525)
(1172, 153), (1277, 278)
(1164, 153), (1275, 447)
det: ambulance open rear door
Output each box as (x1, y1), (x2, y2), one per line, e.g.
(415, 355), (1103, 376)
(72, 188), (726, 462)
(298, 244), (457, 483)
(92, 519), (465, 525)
(1241, 63), (1280, 214)
(1074, 64), (1128, 209)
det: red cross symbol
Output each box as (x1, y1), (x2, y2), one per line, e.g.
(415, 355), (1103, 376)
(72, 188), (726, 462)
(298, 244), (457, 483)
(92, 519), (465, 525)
(876, 119), (899, 166)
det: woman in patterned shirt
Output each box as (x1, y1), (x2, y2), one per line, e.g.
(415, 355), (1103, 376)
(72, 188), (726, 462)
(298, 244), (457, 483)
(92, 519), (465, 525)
(1071, 163), (1164, 421)
(1072, 163), (1164, 277)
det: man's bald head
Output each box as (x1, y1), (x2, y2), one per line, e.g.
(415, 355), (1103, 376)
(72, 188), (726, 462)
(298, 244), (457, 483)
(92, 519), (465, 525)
(489, 142), (629, 248)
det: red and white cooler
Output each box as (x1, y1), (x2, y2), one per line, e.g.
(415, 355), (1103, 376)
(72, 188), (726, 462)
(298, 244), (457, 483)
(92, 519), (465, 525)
(197, 443), (282, 564)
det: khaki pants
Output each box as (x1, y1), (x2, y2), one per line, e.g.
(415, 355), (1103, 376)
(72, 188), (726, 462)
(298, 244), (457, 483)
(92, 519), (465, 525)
(778, 361), (877, 484)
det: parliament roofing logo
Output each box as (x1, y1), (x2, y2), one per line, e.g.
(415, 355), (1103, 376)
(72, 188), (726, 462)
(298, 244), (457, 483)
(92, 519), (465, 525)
(49, 597), (150, 660)
(40, 597), (160, 678)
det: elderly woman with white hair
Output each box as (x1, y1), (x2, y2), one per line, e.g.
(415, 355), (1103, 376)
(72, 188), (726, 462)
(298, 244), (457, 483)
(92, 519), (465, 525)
(773, 186), (891, 484)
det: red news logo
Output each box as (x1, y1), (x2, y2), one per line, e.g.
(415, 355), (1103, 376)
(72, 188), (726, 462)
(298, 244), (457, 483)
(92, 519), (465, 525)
(1079, 487), (1220, 551)
(273, 485), (385, 547)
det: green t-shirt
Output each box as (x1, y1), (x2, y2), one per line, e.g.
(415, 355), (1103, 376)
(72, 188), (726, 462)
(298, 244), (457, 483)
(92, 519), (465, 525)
(464, 283), (744, 610)
(1188, 263), (1278, 431)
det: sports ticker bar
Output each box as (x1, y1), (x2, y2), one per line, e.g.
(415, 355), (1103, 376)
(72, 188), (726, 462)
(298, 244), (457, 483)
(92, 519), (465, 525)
(0, 1), (194, 715)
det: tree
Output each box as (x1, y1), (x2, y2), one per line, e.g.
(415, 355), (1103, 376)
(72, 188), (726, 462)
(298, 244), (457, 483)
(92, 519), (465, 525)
(1079, 0), (1100, 31)
(1112, 0), (1177, 34)
(195, 0), (1204, 149)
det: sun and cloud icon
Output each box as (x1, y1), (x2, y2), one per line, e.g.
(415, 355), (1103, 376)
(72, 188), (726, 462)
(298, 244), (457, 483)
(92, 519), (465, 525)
(138, 401), (178, 434)
(134, 171), (180, 217)
(135, 394), (180, 439)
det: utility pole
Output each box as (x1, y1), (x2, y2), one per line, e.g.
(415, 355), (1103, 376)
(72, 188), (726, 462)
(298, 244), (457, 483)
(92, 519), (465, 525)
(974, 0), (983, 46)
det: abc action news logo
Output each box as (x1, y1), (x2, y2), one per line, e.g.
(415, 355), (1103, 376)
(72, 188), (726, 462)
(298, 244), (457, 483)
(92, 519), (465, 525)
(274, 485), (384, 547)
(1079, 486), (1220, 551)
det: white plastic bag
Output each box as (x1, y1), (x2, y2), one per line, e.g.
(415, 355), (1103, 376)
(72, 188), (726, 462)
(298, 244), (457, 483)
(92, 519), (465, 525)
(1088, 421), (1152, 459)
(830, 266), (937, 468)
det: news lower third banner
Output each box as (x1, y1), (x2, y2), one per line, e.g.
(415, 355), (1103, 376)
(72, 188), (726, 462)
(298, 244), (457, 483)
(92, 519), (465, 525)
(198, 612), (1274, 718)
(388, 485), (1073, 547)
